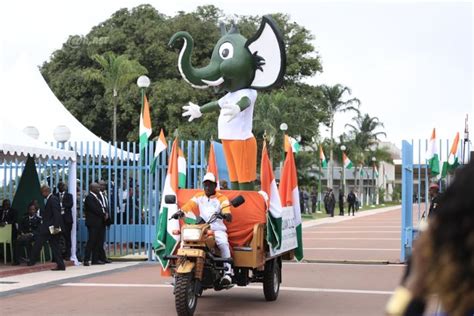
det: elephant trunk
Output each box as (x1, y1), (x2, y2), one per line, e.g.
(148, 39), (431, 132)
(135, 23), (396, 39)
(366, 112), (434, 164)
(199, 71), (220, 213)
(169, 32), (222, 89)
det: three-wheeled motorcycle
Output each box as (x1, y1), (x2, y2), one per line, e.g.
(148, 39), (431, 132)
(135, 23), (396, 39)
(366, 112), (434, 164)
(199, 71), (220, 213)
(164, 189), (297, 316)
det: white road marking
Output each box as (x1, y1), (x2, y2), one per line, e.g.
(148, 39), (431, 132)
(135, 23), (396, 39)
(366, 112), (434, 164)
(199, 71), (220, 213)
(310, 226), (399, 229)
(62, 283), (173, 288)
(303, 237), (399, 240)
(304, 247), (399, 251)
(282, 262), (406, 267)
(61, 283), (394, 295)
(304, 231), (399, 234)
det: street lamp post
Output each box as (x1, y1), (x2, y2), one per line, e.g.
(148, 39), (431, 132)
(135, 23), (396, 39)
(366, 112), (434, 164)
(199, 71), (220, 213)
(371, 156), (376, 205)
(340, 145), (346, 194)
(279, 123), (288, 163)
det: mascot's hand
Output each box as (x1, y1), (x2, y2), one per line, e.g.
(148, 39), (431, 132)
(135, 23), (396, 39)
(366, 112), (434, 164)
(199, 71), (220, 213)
(182, 102), (202, 122)
(221, 103), (241, 122)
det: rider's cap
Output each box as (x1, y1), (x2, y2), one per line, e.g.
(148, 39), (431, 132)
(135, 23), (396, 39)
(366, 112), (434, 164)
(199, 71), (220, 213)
(429, 183), (439, 190)
(202, 172), (216, 184)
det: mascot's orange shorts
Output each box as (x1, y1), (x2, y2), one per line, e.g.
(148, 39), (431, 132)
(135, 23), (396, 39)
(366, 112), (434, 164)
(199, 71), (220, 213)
(222, 137), (257, 183)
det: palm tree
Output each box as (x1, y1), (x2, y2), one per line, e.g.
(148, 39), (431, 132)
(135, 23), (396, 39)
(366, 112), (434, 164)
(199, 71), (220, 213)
(88, 52), (147, 142)
(345, 113), (387, 152)
(319, 84), (360, 188)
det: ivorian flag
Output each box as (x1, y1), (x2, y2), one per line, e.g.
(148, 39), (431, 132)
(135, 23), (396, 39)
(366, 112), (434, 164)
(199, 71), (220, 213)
(343, 152), (353, 169)
(150, 129), (167, 174)
(178, 147), (186, 188)
(207, 142), (220, 189)
(374, 163), (379, 177)
(284, 135), (300, 153)
(442, 132), (460, 178)
(426, 128), (440, 175)
(279, 145), (303, 261)
(359, 166), (365, 177)
(319, 145), (327, 168)
(154, 138), (180, 271)
(260, 141), (283, 250)
(139, 95), (152, 153)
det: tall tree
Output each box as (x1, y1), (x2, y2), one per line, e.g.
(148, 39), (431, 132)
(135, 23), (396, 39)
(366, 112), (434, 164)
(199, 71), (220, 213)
(319, 84), (360, 187)
(40, 5), (323, 142)
(86, 52), (147, 142)
(345, 113), (387, 152)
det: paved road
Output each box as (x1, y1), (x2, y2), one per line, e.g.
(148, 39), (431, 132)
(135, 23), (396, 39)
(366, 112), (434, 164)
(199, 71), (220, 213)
(0, 262), (404, 316)
(1, 206), (416, 315)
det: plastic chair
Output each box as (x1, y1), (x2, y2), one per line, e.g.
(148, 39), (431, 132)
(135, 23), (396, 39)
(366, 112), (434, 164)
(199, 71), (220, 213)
(0, 224), (14, 264)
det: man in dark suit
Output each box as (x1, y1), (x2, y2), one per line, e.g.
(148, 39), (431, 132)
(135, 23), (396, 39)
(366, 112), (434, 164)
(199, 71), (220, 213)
(97, 180), (111, 263)
(55, 182), (74, 259)
(83, 182), (106, 266)
(28, 185), (66, 270)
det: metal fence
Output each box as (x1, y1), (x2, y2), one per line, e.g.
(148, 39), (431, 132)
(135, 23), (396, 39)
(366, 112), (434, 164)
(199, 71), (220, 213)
(400, 137), (471, 262)
(0, 140), (207, 260)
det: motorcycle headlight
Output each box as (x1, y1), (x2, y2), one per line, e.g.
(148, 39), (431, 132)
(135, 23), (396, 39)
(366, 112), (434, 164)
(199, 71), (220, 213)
(182, 228), (201, 241)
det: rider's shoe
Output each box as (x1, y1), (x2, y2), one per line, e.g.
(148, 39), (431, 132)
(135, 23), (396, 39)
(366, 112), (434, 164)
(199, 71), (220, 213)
(220, 274), (232, 286)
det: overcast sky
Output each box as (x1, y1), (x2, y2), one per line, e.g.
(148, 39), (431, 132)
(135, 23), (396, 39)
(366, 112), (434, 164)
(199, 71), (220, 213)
(0, 0), (472, 147)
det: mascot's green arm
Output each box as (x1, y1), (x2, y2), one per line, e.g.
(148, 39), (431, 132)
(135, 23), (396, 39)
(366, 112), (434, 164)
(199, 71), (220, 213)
(200, 96), (251, 113)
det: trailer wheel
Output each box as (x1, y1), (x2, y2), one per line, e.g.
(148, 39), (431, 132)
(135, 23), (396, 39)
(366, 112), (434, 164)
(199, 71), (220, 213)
(263, 258), (280, 301)
(175, 273), (198, 316)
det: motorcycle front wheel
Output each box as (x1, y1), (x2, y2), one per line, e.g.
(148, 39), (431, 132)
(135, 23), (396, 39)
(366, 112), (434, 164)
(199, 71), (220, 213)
(175, 273), (198, 316)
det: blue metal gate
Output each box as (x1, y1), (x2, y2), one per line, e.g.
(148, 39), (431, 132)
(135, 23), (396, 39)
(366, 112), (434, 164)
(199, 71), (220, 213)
(1, 140), (207, 261)
(400, 137), (470, 262)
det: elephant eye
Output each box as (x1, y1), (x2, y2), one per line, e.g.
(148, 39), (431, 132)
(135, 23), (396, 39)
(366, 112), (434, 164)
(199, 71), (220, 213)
(218, 42), (234, 60)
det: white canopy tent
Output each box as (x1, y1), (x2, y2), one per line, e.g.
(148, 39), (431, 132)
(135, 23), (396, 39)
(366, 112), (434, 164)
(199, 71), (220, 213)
(0, 121), (80, 265)
(0, 55), (138, 160)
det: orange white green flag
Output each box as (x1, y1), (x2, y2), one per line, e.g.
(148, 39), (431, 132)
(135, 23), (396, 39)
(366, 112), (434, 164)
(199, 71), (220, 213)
(150, 129), (167, 174)
(207, 142), (220, 189)
(279, 145), (303, 261)
(319, 145), (327, 168)
(139, 95), (152, 153)
(442, 132), (460, 178)
(154, 138), (180, 271)
(284, 135), (300, 153)
(260, 141), (282, 250)
(343, 152), (353, 169)
(178, 147), (186, 188)
(426, 128), (440, 175)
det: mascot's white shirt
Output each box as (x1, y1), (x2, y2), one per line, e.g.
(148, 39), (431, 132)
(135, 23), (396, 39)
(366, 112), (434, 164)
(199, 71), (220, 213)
(217, 88), (257, 140)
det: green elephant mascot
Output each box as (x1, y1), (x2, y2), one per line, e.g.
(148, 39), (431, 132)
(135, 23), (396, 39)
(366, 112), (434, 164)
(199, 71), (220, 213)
(170, 16), (286, 190)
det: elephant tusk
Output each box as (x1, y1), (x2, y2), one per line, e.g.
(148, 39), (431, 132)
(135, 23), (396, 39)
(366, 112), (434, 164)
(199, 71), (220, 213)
(201, 77), (224, 87)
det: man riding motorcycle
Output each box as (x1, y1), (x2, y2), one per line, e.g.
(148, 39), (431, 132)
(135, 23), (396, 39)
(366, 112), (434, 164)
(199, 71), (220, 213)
(173, 172), (233, 286)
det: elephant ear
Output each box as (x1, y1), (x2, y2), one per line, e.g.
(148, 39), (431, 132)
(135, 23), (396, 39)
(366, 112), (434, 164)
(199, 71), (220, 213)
(246, 16), (286, 90)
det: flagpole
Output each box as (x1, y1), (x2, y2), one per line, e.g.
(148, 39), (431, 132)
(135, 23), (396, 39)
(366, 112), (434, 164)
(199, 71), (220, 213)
(318, 158), (322, 212)
(137, 75), (151, 219)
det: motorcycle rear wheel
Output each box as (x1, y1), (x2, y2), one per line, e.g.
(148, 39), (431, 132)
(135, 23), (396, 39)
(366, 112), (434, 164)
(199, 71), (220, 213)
(175, 273), (198, 316)
(263, 258), (281, 301)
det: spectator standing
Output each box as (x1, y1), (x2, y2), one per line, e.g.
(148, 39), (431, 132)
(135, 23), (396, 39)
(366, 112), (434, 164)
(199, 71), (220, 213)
(98, 180), (112, 263)
(28, 185), (65, 270)
(83, 183), (106, 266)
(427, 183), (440, 218)
(347, 189), (356, 216)
(324, 188), (336, 217)
(311, 189), (318, 213)
(55, 182), (74, 259)
(302, 189), (309, 214)
(338, 190), (345, 216)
